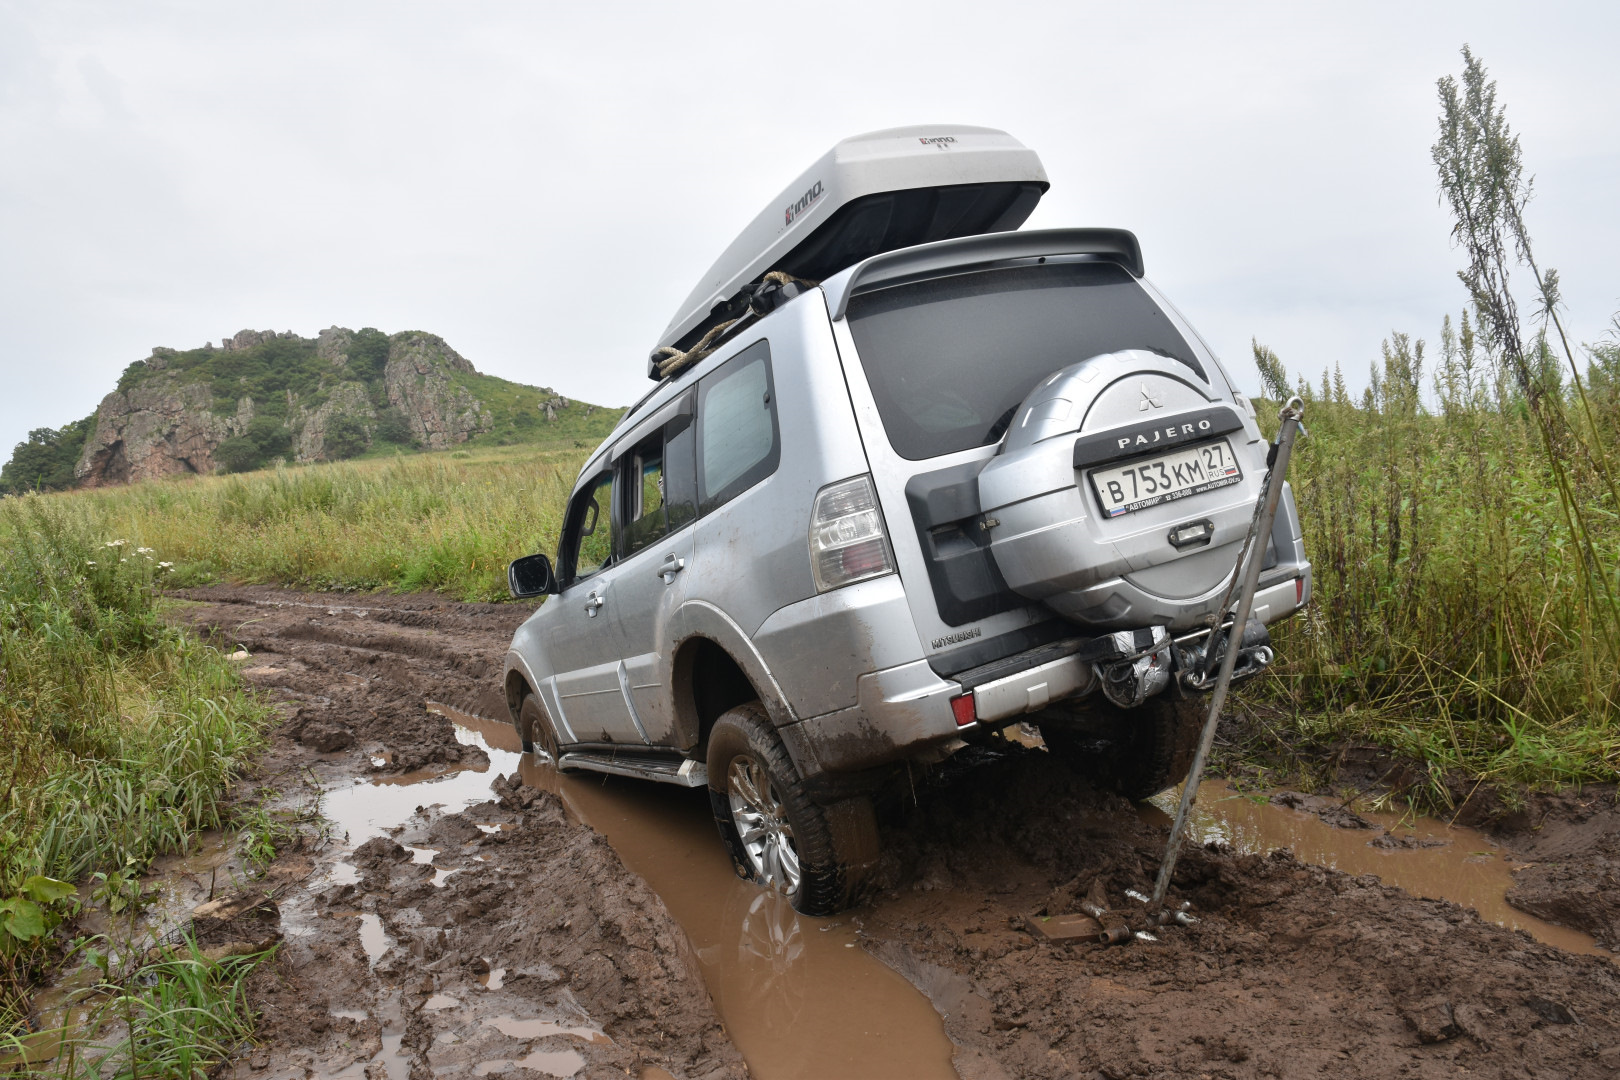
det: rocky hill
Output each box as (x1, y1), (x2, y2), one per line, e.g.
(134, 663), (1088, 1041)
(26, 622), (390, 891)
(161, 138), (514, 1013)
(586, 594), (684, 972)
(2, 327), (621, 492)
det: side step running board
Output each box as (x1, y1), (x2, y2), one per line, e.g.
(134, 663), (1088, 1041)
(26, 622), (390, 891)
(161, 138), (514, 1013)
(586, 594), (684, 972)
(555, 752), (709, 788)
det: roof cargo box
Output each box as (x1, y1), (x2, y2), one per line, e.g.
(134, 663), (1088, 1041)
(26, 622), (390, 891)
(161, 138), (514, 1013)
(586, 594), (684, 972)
(651, 125), (1048, 377)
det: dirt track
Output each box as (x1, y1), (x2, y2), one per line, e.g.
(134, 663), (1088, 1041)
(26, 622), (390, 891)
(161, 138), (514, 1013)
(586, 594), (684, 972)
(170, 586), (1620, 1079)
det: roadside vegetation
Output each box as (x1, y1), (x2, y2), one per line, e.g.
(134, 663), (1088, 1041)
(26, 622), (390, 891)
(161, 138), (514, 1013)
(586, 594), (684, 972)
(1254, 47), (1620, 790)
(0, 496), (268, 1044)
(1253, 313), (1620, 787)
(68, 443), (581, 603)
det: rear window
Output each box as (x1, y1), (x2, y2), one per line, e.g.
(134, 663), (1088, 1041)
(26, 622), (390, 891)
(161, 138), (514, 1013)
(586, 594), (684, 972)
(845, 261), (1203, 460)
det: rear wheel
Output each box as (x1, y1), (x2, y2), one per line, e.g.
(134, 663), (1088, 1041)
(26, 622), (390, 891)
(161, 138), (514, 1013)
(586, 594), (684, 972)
(1039, 691), (1207, 801)
(706, 702), (875, 916)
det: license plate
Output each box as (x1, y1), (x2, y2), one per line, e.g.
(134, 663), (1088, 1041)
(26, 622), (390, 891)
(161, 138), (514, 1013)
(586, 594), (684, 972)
(1089, 439), (1243, 518)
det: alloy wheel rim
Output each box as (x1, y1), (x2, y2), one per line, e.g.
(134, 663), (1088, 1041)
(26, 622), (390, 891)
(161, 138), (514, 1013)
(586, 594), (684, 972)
(727, 756), (801, 895)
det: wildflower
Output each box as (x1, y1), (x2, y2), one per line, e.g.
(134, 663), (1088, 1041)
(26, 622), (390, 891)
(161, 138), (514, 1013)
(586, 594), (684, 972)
(105, 539), (128, 548)
(86, 560), (97, 567)
(136, 546), (154, 555)
(157, 562), (174, 571)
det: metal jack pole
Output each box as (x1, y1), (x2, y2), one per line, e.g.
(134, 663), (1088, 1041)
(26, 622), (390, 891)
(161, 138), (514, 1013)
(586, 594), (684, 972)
(1151, 397), (1306, 907)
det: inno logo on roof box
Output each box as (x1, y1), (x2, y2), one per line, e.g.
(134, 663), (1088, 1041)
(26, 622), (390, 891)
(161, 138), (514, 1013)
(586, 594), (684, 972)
(784, 180), (825, 226)
(918, 136), (956, 149)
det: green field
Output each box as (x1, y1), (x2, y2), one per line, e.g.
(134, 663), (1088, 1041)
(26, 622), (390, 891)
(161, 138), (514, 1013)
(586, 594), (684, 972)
(64, 443), (585, 602)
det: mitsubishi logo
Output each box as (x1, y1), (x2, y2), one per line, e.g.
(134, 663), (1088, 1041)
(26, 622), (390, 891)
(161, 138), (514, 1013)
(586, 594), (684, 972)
(1138, 382), (1165, 411)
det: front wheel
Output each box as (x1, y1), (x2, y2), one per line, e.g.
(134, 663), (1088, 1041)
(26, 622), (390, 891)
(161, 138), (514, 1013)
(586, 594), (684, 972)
(1039, 691), (1207, 801)
(705, 702), (875, 916)
(517, 692), (564, 765)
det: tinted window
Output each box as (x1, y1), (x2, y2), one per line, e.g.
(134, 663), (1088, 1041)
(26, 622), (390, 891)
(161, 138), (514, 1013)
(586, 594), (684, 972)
(562, 471), (616, 584)
(846, 261), (1203, 460)
(697, 341), (779, 513)
(620, 435), (667, 558)
(664, 414), (698, 531)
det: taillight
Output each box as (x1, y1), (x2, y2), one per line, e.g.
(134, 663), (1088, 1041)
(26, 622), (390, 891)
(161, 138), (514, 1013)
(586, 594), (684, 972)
(950, 692), (977, 727)
(809, 474), (895, 592)
(1295, 577), (1304, 606)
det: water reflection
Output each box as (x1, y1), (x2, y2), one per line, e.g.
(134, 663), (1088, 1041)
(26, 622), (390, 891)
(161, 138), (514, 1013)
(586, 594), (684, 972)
(382, 707), (959, 1080)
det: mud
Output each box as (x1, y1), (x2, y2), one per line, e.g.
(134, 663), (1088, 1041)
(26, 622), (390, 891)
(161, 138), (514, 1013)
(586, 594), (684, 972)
(164, 586), (1620, 1079)
(1221, 717), (1620, 953)
(861, 746), (1620, 1079)
(168, 587), (744, 1079)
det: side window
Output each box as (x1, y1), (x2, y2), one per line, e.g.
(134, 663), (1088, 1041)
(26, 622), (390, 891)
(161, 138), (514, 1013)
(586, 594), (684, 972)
(620, 434), (667, 558)
(664, 411), (698, 531)
(561, 470), (616, 586)
(696, 340), (779, 515)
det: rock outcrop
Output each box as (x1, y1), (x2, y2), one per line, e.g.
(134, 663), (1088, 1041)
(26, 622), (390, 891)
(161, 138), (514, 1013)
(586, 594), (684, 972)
(293, 382), (376, 461)
(73, 328), (505, 487)
(76, 377), (250, 486)
(383, 333), (492, 449)
(315, 326), (353, 367)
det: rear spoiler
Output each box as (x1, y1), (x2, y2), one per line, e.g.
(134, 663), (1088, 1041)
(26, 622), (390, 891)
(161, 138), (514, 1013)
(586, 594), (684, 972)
(823, 227), (1144, 321)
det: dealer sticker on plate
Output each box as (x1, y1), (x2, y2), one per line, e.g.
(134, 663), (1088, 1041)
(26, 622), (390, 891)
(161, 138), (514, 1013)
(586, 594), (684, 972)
(1090, 439), (1243, 518)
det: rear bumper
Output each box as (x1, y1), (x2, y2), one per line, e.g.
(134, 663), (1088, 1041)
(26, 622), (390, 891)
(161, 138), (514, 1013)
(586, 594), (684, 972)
(776, 564), (1310, 781)
(777, 659), (962, 777)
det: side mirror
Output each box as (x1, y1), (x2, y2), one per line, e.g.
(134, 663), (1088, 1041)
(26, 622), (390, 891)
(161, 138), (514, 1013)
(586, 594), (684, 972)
(508, 554), (558, 599)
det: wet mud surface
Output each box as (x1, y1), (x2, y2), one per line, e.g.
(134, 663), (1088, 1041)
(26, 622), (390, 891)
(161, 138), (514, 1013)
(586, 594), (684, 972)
(862, 748), (1620, 1079)
(166, 586), (1620, 1079)
(169, 586), (744, 1079)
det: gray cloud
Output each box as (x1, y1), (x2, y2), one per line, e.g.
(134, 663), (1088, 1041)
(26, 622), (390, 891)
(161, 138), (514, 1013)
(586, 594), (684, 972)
(2, 1), (1617, 457)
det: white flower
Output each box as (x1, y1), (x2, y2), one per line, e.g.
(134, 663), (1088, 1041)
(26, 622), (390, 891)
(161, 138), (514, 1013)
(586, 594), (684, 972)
(136, 547), (154, 555)
(105, 539), (128, 548)
(86, 560), (97, 567)
(157, 561), (174, 570)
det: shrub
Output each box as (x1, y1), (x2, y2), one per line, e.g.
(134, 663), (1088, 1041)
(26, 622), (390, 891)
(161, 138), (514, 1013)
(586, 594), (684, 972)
(373, 406), (414, 446)
(214, 436), (262, 474)
(323, 414), (370, 460)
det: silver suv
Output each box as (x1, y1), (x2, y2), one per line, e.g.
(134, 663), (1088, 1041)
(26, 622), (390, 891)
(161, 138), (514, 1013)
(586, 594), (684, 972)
(503, 126), (1310, 914)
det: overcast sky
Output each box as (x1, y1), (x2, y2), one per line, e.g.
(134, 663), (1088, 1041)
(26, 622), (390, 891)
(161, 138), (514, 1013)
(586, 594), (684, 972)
(3, 1), (1617, 457)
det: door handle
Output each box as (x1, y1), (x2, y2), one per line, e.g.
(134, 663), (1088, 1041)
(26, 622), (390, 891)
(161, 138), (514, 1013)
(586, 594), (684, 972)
(584, 593), (605, 616)
(657, 556), (686, 584)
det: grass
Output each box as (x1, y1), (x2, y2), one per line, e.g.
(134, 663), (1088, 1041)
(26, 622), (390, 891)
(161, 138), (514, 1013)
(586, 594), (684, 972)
(91, 943), (265, 1080)
(0, 496), (268, 1036)
(63, 442), (585, 602)
(1248, 319), (1620, 789)
(0, 940), (270, 1079)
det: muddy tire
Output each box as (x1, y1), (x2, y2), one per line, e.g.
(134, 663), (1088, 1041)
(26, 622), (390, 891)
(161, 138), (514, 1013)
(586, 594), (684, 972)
(1040, 692), (1207, 801)
(705, 702), (873, 917)
(517, 692), (564, 764)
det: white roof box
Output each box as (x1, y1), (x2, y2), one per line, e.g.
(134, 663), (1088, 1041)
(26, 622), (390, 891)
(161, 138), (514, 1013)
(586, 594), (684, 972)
(652, 125), (1048, 376)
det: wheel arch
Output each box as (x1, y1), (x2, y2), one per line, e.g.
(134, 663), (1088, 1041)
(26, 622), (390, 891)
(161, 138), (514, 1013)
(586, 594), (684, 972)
(670, 601), (799, 754)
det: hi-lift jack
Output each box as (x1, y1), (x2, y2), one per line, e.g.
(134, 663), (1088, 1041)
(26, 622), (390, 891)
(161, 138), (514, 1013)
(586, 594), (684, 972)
(1084, 398), (1308, 944)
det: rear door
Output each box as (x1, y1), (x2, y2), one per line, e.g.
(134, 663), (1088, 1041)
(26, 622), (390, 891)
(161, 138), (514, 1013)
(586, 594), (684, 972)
(544, 469), (642, 744)
(605, 394), (698, 746)
(832, 259), (1219, 665)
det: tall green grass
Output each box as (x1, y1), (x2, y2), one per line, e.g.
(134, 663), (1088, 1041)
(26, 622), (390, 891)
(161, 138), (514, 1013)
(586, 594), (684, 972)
(70, 445), (581, 602)
(0, 497), (267, 1030)
(0, 941), (268, 1079)
(1253, 317), (1620, 785)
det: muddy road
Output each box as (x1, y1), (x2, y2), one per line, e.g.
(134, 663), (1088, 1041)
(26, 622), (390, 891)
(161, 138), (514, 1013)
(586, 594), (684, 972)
(168, 586), (1620, 1079)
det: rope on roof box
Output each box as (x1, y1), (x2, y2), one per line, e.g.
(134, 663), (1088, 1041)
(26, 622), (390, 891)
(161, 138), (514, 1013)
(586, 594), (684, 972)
(653, 272), (817, 380)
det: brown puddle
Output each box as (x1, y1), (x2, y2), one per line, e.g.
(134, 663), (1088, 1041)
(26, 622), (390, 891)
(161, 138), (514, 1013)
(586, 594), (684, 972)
(424, 705), (959, 1080)
(1141, 780), (1607, 956)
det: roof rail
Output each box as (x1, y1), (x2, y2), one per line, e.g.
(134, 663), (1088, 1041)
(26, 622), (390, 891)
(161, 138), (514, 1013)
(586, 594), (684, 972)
(823, 228), (1144, 321)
